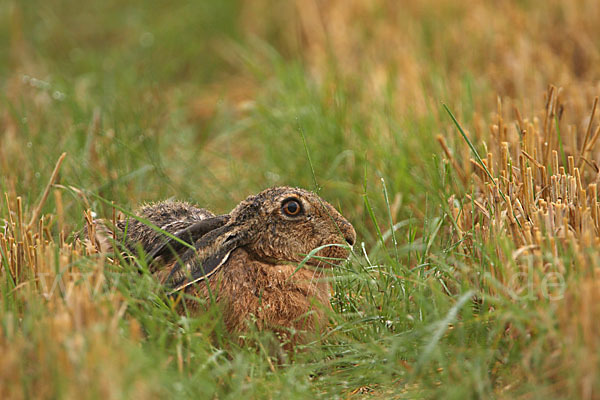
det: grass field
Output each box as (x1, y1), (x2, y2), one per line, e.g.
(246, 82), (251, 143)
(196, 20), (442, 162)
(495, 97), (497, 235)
(2, 0), (600, 398)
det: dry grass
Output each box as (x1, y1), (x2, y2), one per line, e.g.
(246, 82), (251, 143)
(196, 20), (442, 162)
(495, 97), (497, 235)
(0, 194), (159, 399)
(444, 86), (600, 255)
(440, 85), (600, 397)
(285, 0), (600, 114)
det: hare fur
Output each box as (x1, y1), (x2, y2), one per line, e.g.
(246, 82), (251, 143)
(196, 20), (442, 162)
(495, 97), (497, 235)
(86, 186), (356, 343)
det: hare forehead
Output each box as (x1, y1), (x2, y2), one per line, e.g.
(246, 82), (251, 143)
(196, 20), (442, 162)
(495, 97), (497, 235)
(254, 187), (341, 222)
(275, 190), (335, 207)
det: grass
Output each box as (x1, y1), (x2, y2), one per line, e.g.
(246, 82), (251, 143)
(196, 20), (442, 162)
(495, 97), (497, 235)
(1, 0), (600, 398)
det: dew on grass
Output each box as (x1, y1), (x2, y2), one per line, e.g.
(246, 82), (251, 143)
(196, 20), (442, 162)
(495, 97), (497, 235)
(52, 91), (66, 101)
(29, 78), (51, 90)
(139, 32), (154, 48)
(265, 171), (281, 182)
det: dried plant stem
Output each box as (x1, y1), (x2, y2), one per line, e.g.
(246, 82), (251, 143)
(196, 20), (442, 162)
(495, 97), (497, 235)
(580, 96), (598, 160)
(447, 87), (600, 305)
(436, 134), (467, 183)
(27, 152), (67, 230)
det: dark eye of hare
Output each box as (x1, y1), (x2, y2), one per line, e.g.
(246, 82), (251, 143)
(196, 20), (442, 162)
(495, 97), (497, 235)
(281, 198), (302, 216)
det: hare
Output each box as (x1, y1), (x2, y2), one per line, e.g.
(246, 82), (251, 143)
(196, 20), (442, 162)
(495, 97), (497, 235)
(86, 186), (356, 343)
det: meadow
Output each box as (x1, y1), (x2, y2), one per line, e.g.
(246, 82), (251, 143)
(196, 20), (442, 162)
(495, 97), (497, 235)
(1, 0), (599, 398)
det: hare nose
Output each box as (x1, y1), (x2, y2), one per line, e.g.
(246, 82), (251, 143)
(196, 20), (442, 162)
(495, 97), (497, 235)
(345, 234), (355, 246)
(340, 222), (356, 246)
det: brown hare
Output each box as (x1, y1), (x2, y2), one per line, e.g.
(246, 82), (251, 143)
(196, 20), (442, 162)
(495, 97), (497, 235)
(86, 186), (356, 343)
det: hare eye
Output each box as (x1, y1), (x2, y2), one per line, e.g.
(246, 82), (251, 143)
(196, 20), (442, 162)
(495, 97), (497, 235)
(282, 199), (302, 216)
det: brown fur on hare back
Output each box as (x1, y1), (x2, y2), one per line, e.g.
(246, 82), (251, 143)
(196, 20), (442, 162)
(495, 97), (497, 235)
(85, 186), (356, 344)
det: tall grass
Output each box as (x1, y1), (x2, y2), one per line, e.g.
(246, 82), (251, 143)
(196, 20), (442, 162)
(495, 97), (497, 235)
(1, 0), (600, 398)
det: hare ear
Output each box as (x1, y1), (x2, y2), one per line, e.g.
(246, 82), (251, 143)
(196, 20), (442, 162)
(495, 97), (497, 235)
(145, 215), (230, 264)
(165, 224), (251, 291)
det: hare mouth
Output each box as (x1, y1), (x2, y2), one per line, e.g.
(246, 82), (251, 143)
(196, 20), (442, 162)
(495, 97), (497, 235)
(302, 252), (351, 269)
(252, 256), (345, 269)
(304, 244), (353, 269)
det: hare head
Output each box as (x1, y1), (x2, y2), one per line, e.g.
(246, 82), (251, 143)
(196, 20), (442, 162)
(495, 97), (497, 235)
(229, 186), (356, 266)
(164, 186), (356, 290)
